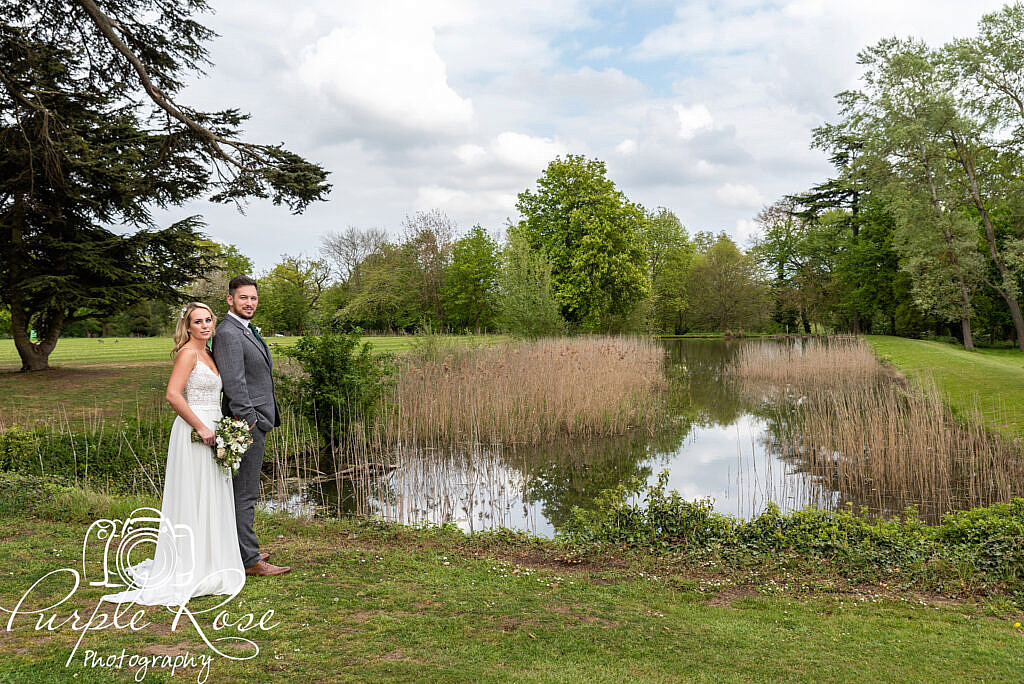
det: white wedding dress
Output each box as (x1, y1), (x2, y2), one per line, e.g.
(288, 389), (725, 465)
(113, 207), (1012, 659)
(101, 358), (245, 606)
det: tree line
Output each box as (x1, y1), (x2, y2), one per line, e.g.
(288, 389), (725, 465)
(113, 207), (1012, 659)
(184, 155), (770, 339)
(9, 1), (1020, 370)
(754, 3), (1024, 351)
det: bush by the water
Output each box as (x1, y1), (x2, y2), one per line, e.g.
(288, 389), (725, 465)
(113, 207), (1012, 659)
(562, 473), (1024, 600)
(279, 326), (397, 452)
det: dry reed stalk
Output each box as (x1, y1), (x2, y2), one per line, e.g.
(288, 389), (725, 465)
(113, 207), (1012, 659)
(374, 335), (668, 446)
(735, 338), (1024, 520)
(730, 336), (890, 390)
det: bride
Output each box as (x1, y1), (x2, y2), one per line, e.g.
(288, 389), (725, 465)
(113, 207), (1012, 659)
(102, 302), (245, 606)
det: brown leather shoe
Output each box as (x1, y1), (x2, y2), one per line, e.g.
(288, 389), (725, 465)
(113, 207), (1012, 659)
(260, 551), (271, 562)
(245, 560), (291, 577)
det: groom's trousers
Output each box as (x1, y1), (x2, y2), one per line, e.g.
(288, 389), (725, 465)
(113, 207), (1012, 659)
(233, 426), (267, 569)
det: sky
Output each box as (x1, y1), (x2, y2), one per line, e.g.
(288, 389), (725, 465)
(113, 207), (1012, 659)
(154, 0), (1011, 271)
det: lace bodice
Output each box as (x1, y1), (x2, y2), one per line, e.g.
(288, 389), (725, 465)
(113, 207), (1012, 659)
(184, 358), (222, 411)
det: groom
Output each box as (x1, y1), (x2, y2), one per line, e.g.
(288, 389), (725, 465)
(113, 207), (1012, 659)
(213, 275), (291, 577)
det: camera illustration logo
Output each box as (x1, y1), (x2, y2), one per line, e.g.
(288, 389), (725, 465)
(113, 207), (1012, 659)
(84, 507), (197, 593)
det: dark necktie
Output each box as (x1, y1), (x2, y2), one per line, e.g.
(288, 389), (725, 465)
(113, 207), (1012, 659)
(248, 321), (265, 347)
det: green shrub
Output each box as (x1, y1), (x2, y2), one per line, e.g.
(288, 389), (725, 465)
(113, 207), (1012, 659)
(560, 473), (1024, 597)
(0, 413), (172, 495)
(280, 325), (397, 453)
(0, 425), (37, 471)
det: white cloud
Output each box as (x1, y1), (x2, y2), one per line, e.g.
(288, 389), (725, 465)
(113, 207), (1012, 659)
(549, 67), (648, 107)
(615, 139), (638, 155)
(579, 45), (619, 61)
(694, 160), (717, 178)
(715, 183), (764, 208)
(674, 104), (714, 140)
(733, 218), (761, 245)
(298, 5), (473, 132)
(455, 144), (487, 165)
(492, 132), (567, 173)
(415, 185), (517, 215)
(149, 0), (1014, 269)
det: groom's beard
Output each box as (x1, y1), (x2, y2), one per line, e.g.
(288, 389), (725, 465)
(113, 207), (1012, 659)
(232, 308), (255, 319)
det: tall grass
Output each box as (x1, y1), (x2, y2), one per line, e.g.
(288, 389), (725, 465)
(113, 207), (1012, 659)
(732, 338), (1024, 520)
(731, 335), (892, 390)
(374, 335), (668, 446)
(0, 398), (173, 495)
(3, 334), (670, 528)
(261, 335), (669, 526)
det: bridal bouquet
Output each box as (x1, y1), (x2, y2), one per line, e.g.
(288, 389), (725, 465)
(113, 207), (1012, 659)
(191, 417), (252, 473)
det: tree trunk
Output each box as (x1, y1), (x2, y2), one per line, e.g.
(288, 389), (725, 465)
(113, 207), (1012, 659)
(6, 211), (61, 370)
(10, 302), (62, 371)
(960, 317), (975, 351)
(921, 155), (976, 352)
(953, 137), (1024, 352)
(957, 278), (975, 351)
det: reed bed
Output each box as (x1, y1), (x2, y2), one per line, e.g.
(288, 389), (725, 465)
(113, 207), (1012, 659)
(733, 339), (1024, 521)
(373, 335), (668, 446)
(731, 335), (891, 390)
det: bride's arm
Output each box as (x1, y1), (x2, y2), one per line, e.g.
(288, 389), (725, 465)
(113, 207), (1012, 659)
(165, 349), (217, 446)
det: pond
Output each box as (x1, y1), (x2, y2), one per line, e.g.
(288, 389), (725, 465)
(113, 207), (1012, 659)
(261, 338), (1014, 536)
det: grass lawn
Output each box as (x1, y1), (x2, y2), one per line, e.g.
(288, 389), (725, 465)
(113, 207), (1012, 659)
(0, 334), (512, 369)
(0, 496), (1022, 683)
(0, 334), (510, 424)
(865, 335), (1024, 439)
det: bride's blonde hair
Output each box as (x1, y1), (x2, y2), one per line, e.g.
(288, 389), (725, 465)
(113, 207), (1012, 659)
(172, 302), (217, 357)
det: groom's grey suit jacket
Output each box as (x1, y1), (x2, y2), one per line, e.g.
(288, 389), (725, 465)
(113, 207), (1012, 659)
(213, 314), (280, 432)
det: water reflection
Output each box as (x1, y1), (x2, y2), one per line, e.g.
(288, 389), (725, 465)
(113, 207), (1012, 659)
(262, 338), (1015, 535)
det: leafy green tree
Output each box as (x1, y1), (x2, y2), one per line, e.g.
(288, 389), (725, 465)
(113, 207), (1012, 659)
(831, 200), (903, 334)
(496, 228), (567, 339)
(515, 155), (649, 331)
(1, 1), (329, 370)
(941, 7), (1024, 350)
(684, 235), (768, 332)
(402, 210), (455, 329)
(846, 37), (984, 348)
(339, 243), (423, 332)
(751, 200), (838, 334)
(643, 208), (695, 334)
(188, 242), (255, 319)
(255, 255), (331, 335)
(442, 226), (500, 334)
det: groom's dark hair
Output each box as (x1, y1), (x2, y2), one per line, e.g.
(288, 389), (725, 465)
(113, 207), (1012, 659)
(228, 275), (258, 295)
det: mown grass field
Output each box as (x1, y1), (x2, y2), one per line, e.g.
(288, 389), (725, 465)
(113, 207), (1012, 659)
(0, 486), (1021, 683)
(0, 334), (509, 424)
(865, 336), (1024, 439)
(0, 334), (515, 369)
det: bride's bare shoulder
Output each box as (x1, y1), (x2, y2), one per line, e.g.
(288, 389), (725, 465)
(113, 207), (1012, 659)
(171, 347), (200, 371)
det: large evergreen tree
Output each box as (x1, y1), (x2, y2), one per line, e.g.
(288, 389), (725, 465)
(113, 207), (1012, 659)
(1, 1), (330, 370)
